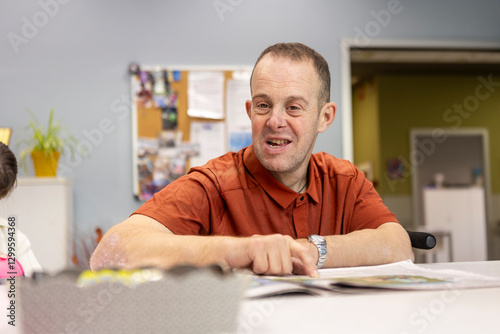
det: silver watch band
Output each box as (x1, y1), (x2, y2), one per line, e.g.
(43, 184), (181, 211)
(307, 235), (327, 269)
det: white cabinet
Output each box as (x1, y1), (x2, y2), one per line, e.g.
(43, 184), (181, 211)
(423, 187), (487, 262)
(0, 177), (73, 274)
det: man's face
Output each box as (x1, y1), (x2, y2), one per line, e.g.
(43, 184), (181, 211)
(246, 55), (333, 180)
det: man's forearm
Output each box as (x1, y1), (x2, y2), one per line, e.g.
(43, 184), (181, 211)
(296, 223), (414, 269)
(90, 214), (229, 271)
(90, 214), (318, 276)
(323, 222), (414, 268)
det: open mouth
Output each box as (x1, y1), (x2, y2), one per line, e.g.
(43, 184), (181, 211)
(266, 139), (290, 148)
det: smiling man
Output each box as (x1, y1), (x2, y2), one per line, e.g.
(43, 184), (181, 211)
(90, 43), (413, 277)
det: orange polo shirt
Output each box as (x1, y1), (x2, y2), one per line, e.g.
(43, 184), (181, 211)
(134, 144), (397, 238)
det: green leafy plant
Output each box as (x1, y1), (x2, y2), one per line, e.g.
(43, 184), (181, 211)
(17, 108), (82, 173)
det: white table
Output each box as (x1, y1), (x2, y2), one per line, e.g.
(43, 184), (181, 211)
(239, 261), (500, 334)
(2, 261), (499, 333)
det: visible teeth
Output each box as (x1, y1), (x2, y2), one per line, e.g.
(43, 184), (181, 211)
(267, 139), (289, 146)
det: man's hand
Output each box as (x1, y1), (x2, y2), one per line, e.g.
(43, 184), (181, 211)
(224, 234), (319, 277)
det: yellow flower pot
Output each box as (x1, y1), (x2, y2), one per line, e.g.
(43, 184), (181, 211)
(31, 150), (60, 177)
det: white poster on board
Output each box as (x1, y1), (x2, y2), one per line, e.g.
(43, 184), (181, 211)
(187, 71), (225, 119)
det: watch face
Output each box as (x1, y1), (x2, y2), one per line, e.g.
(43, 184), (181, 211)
(309, 235), (325, 244)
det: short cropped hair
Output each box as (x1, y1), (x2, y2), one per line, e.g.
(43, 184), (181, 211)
(251, 42), (331, 107)
(0, 142), (18, 200)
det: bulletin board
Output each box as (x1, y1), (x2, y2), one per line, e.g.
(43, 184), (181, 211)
(129, 65), (253, 201)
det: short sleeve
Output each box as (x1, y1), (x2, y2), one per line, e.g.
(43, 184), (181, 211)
(346, 168), (398, 232)
(133, 172), (219, 236)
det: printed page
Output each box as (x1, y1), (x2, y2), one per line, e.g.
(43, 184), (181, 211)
(243, 276), (331, 299)
(253, 260), (500, 294)
(187, 71), (225, 119)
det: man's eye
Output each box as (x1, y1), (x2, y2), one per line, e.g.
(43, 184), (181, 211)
(254, 103), (270, 114)
(287, 106), (302, 113)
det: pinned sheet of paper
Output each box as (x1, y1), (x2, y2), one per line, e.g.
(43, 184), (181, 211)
(187, 71), (225, 119)
(226, 78), (252, 151)
(226, 78), (251, 130)
(189, 121), (226, 168)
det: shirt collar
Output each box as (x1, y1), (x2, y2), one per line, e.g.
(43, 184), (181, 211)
(243, 144), (320, 208)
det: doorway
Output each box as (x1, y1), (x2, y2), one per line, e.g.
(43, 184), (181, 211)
(411, 128), (490, 262)
(341, 40), (500, 260)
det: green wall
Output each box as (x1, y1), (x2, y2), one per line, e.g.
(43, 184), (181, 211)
(353, 74), (500, 195)
(352, 79), (380, 186)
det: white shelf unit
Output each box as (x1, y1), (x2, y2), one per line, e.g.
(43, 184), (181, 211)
(0, 177), (73, 274)
(423, 187), (487, 262)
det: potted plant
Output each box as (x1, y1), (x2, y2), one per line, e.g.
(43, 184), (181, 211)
(17, 108), (81, 177)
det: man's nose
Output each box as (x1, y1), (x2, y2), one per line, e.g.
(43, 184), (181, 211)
(266, 108), (287, 130)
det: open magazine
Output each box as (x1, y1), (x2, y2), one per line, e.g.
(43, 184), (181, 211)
(243, 260), (500, 299)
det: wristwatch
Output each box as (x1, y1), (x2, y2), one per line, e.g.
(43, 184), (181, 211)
(307, 235), (327, 269)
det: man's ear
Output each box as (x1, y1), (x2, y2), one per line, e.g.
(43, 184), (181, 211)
(317, 102), (336, 133)
(245, 100), (252, 119)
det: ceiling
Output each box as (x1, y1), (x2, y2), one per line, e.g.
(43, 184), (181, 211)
(350, 48), (500, 85)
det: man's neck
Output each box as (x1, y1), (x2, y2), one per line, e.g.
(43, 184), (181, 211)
(270, 168), (309, 193)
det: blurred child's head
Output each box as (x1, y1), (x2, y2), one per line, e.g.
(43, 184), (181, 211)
(0, 142), (18, 200)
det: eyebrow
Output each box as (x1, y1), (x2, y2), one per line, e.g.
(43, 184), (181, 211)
(251, 93), (270, 100)
(252, 94), (308, 104)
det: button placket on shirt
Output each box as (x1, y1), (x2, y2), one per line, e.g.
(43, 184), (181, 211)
(292, 194), (309, 238)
